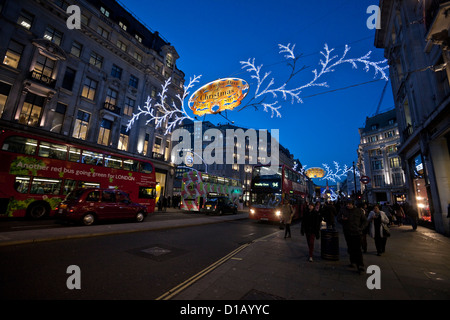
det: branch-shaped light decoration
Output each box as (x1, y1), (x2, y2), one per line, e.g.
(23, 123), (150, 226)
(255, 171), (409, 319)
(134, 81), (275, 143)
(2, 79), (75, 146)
(238, 43), (389, 118)
(127, 43), (388, 133)
(320, 161), (361, 183)
(126, 75), (201, 135)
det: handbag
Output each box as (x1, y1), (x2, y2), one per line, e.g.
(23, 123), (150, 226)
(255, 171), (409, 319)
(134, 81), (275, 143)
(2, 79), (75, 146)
(382, 224), (390, 237)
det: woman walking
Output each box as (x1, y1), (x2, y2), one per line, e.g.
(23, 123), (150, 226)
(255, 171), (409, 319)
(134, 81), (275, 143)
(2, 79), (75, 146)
(301, 203), (321, 261)
(282, 197), (294, 238)
(367, 204), (390, 256)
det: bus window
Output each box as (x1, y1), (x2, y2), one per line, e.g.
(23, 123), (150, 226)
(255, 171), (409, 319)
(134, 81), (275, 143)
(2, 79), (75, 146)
(68, 147), (81, 162)
(105, 155), (123, 169)
(30, 178), (62, 195)
(2, 136), (37, 155)
(81, 150), (103, 166)
(140, 161), (153, 174)
(123, 159), (138, 171)
(79, 181), (100, 188)
(38, 141), (67, 160)
(63, 179), (77, 195)
(138, 186), (155, 199)
(14, 176), (30, 193)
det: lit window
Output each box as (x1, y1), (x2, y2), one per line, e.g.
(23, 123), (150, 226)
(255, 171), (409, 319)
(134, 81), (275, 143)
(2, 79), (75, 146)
(100, 6), (110, 17)
(17, 10), (34, 30)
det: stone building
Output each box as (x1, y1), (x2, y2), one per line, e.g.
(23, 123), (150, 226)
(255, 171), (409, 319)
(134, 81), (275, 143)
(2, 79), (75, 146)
(375, 0), (450, 235)
(0, 0), (185, 198)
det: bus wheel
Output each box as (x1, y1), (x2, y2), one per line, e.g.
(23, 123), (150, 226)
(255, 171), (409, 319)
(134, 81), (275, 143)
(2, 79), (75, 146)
(135, 212), (145, 223)
(82, 213), (95, 226)
(27, 202), (50, 220)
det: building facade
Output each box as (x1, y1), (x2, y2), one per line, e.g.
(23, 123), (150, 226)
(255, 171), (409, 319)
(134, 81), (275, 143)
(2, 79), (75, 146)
(358, 109), (407, 204)
(0, 0), (185, 199)
(174, 120), (296, 202)
(375, 0), (450, 235)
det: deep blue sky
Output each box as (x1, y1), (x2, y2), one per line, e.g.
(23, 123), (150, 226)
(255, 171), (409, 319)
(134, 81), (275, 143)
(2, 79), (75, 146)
(123, 0), (394, 182)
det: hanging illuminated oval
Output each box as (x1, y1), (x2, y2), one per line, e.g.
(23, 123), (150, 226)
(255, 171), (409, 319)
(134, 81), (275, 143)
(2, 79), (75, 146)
(188, 78), (249, 116)
(305, 167), (325, 179)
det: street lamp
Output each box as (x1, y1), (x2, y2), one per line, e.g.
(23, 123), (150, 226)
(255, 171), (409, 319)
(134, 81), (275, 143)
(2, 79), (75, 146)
(353, 161), (357, 199)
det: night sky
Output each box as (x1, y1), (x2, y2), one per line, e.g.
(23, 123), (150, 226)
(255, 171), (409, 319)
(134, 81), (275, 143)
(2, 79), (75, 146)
(122, 0), (394, 184)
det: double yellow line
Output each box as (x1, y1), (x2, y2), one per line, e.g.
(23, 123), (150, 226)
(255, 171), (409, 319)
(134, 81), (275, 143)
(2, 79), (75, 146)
(156, 243), (250, 300)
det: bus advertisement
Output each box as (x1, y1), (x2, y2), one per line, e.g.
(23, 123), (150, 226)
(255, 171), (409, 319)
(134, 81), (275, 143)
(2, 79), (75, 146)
(0, 129), (157, 219)
(249, 165), (308, 222)
(181, 170), (243, 211)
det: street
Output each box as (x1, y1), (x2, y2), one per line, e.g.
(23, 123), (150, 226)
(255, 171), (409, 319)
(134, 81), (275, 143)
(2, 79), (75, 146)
(0, 213), (280, 300)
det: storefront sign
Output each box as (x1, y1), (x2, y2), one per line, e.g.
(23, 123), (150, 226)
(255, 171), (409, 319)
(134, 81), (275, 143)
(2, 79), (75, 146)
(188, 78), (249, 116)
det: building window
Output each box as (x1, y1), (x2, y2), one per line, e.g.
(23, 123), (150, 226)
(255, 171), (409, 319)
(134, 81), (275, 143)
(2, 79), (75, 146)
(43, 26), (63, 46)
(134, 52), (142, 62)
(143, 133), (149, 155)
(54, 0), (69, 10)
(89, 51), (103, 69)
(166, 54), (173, 68)
(386, 145), (397, 153)
(124, 97), (135, 117)
(116, 40), (127, 52)
(3, 40), (24, 69)
(384, 130), (395, 138)
(70, 41), (82, 57)
(0, 82), (12, 118)
(389, 157), (401, 168)
(134, 34), (143, 43)
(373, 175), (384, 187)
(17, 10), (34, 30)
(81, 77), (98, 101)
(118, 126), (129, 151)
(32, 54), (55, 85)
(129, 75), (139, 88)
(72, 110), (90, 140)
(61, 67), (76, 91)
(153, 137), (162, 154)
(96, 26), (109, 39)
(50, 102), (67, 133)
(105, 88), (118, 107)
(392, 172), (404, 186)
(97, 119), (112, 146)
(119, 21), (127, 31)
(368, 135), (378, 142)
(100, 6), (110, 17)
(372, 160), (384, 170)
(19, 93), (45, 127)
(111, 64), (122, 79)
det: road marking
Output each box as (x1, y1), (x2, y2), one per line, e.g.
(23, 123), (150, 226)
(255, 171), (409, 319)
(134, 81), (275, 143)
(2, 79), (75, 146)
(155, 230), (279, 300)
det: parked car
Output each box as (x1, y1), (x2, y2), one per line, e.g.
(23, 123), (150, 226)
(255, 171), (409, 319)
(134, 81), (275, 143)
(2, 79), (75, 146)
(57, 188), (147, 226)
(201, 196), (238, 215)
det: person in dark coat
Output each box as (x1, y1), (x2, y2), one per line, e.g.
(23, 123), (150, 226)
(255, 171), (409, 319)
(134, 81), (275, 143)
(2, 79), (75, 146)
(322, 200), (337, 230)
(301, 203), (322, 262)
(337, 200), (368, 274)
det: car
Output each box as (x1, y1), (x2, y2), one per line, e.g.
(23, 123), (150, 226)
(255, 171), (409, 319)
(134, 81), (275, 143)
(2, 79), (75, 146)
(201, 196), (238, 215)
(57, 188), (147, 226)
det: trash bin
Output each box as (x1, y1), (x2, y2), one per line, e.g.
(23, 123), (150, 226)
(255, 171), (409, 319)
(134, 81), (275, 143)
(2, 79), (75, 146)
(321, 229), (339, 261)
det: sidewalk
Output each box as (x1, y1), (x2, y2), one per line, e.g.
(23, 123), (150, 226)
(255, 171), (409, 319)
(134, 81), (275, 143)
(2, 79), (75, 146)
(173, 223), (450, 300)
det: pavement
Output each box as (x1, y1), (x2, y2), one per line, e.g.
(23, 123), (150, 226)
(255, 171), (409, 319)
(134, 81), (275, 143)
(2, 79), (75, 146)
(1, 208), (450, 300)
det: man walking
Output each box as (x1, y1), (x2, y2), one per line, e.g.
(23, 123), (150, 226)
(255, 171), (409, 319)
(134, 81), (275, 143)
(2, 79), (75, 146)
(338, 200), (368, 274)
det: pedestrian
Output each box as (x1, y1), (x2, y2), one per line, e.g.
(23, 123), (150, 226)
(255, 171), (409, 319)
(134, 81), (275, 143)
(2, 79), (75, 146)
(301, 203), (321, 262)
(282, 196), (294, 239)
(162, 196), (167, 212)
(360, 203), (369, 253)
(404, 202), (418, 230)
(322, 200), (337, 230)
(392, 202), (405, 226)
(337, 199), (368, 274)
(367, 204), (390, 256)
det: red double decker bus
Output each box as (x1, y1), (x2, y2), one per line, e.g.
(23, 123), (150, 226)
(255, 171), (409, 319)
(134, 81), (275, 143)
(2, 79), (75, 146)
(0, 128), (157, 219)
(249, 164), (308, 222)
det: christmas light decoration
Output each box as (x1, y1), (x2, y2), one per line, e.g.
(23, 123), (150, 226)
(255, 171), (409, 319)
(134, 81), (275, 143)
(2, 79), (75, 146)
(127, 43), (389, 134)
